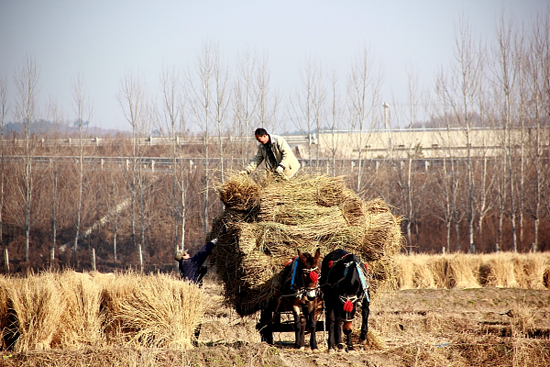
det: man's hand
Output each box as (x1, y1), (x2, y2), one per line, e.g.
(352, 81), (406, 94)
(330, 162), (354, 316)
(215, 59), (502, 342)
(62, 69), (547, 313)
(240, 170), (248, 175)
(275, 166), (284, 174)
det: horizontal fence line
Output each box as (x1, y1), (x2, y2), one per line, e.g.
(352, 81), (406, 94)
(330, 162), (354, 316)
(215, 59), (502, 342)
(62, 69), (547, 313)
(4, 155), (547, 175)
(1, 134), (318, 147)
(4, 155), (530, 163)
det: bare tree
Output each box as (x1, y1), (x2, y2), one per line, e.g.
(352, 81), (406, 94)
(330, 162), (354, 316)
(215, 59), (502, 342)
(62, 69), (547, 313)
(398, 68), (427, 253)
(433, 72), (466, 252)
(449, 19), (485, 253)
(187, 42), (218, 235)
(118, 71), (150, 268)
(255, 56), (281, 135)
(525, 11), (550, 251)
(494, 14), (520, 251)
(0, 76), (7, 251)
(14, 58), (40, 262)
(100, 143), (128, 265)
(159, 66), (188, 253)
(473, 144), (497, 250)
(71, 74), (93, 262)
(290, 60), (325, 170)
(347, 48), (383, 191)
(233, 48), (258, 166)
(232, 52), (281, 167)
(45, 97), (65, 267)
(327, 69), (345, 176)
(213, 49), (230, 179)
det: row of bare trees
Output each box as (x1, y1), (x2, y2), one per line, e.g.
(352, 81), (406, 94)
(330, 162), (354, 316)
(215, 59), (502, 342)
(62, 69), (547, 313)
(0, 133), (548, 273)
(0, 13), (549, 272)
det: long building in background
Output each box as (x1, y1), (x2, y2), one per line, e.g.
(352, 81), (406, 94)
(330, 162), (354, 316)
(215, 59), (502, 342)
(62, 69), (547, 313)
(313, 127), (550, 159)
(3, 127), (549, 161)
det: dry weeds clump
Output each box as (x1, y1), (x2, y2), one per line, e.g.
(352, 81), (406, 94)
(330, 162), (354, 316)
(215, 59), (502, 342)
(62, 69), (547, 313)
(212, 173), (403, 316)
(394, 252), (550, 290)
(0, 271), (204, 352)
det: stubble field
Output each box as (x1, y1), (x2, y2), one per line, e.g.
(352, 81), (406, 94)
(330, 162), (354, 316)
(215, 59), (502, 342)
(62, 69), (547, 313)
(1, 252), (550, 367)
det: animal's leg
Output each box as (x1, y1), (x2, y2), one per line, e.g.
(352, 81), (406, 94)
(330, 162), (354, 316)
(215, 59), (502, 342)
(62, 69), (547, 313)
(258, 306), (273, 344)
(306, 305), (318, 350)
(293, 305), (306, 349)
(334, 313), (344, 350)
(343, 321), (354, 351)
(192, 324), (202, 347)
(326, 305), (336, 351)
(359, 300), (370, 343)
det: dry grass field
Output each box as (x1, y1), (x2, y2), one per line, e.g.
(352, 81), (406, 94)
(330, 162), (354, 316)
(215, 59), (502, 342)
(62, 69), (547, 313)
(1, 252), (549, 367)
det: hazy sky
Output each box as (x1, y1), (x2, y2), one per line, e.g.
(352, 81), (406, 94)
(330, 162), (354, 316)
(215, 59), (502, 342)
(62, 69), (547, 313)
(0, 0), (547, 133)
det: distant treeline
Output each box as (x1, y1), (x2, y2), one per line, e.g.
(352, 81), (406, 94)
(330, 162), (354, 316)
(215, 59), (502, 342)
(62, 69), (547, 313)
(0, 131), (548, 274)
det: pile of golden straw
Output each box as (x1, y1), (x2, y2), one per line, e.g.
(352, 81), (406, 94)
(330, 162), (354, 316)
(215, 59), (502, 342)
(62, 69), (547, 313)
(212, 173), (404, 316)
(0, 271), (204, 352)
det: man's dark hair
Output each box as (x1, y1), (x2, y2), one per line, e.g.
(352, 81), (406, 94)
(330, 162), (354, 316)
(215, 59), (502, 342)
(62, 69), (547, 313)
(254, 128), (268, 136)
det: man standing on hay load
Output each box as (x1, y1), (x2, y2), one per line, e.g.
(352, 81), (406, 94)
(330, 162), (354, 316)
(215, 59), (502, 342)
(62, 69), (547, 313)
(241, 128), (300, 179)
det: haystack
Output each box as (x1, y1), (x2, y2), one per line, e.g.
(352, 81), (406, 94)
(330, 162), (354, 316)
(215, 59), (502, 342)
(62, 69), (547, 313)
(212, 173), (403, 316)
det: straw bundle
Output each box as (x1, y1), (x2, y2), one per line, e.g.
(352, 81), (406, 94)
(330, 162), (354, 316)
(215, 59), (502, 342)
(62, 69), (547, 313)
(213, 174), (403, 316)
(217, 173), (261, 211)
(101, 272), (204, 348)
(0, 271), (204, 352)
(55, 271), (107, 349)
(0, 276), (8, 346)
(2, 273), (64, 352)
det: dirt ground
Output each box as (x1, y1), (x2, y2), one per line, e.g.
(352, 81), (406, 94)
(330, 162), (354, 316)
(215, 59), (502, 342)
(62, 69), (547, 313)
(194, 279), (550, 367)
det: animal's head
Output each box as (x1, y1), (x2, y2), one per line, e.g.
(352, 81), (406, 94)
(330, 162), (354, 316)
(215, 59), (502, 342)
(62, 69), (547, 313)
(326, 252), (368, 315)
(339, 261), (363, 313)
(297, 248), (321, 300)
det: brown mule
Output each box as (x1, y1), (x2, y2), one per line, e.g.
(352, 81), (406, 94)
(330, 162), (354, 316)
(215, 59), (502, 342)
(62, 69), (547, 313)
(257, 248), (322, 350)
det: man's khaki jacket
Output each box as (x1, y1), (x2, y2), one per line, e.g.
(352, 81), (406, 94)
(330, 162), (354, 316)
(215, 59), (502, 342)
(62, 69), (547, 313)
(245, 134), (300, 179)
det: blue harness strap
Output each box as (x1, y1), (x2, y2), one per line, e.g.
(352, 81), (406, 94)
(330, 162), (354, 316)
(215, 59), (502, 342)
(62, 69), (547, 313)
(356, 264), (370, 303)
(343, 263), (350, 279)
(290, 256), (299, 289)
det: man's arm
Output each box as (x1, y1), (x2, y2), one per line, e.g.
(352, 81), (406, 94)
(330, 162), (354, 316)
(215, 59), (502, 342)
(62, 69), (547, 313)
(191, 241), (215, 267)
(275, 137), (295, 169)
(244, 145), (265, 173)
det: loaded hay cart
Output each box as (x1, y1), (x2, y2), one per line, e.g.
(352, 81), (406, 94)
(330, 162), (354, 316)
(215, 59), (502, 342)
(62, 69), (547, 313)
(210, 173), (403, 337)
